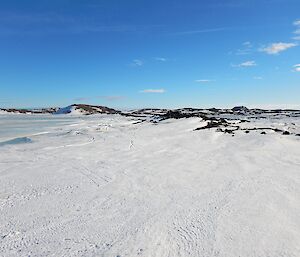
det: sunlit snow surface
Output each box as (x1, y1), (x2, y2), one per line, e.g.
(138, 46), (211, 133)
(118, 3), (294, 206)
(0, 115), (84, 141)
(0, 113), (300, 257)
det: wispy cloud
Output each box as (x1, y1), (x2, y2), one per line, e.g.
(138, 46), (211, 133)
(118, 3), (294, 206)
(154, 57), (167, 62)
(72, 24), (143, 34)
(260, 42), (297, 54)
(170, 27), (231, 36)
(74, 95), (125, 102)
(293, 19), (300, 40)
(131, 59), (143, 67)
(0, 11), (158, 35)
(140, 89), (166, 93)
(240, 60), (257, 67)
(293, 20), (300, 26)
(235, 41), (253, 55)
(253, 76), (263, 80)
(74, 97), (90, 102)
(100, 95), (125, 101)
(293, 64), (300, 72)
(243, 41), (252, 47)
(233, 60), (257, 67)
(0, 12), (75, 24)
(195, 79), (215, 83)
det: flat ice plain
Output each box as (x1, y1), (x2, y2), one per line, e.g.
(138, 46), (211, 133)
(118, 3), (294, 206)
(0, 112), (300, 257)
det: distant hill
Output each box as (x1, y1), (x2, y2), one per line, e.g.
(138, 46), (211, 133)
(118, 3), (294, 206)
(1, 105), (299, 117)
(0, 104), (119, 115)
(54, 104), (119, 115)
(0, 107), (58, 114)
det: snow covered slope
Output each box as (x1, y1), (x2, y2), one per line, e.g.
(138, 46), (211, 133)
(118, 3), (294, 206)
(54, 105), (83, 115)
(0, 114), (300, 256)
(54, 104), (118, 115)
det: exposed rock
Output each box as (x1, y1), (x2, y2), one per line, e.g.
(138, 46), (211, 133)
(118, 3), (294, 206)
(232, 106), (249, 113)
(195, 120), (229, 131)
(163, 110), (192, 119)
(0, 108), (58, 114)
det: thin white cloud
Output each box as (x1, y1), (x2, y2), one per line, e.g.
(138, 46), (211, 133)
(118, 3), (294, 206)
(195, 79), (214, 83)
(131, 59), (143, 66)
(233, 60), (257, 67)
(240, 60), (257, 67)
(243, 41), (252, 47)
(235, 41), (253, 55)
(260, 42), (297, 54)
(253, 76), (263, 80)
(292, 20), (300, 40)
(0, 12), (164, 36)
(74, 97), (90, 102)
(98, 95), (125, 101)
(140, 89), (166, 93)
(293, 20), (300, 26)
(0, 12), (75, 24)
(293, 64), (300, 72)
(171, 27), (231, 36)
(74, 95), (125, 102)
(155, 57), (167, 62)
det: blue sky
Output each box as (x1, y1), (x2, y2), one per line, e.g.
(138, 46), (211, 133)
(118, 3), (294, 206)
(0, 0), (300, 109)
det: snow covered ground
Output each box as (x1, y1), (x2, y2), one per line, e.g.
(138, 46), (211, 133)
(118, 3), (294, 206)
(0, 115), (85, 141)
(0, 114), (300, 256)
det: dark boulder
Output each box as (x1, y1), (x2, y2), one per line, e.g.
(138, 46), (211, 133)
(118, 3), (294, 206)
(232, 106), (249, 112)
